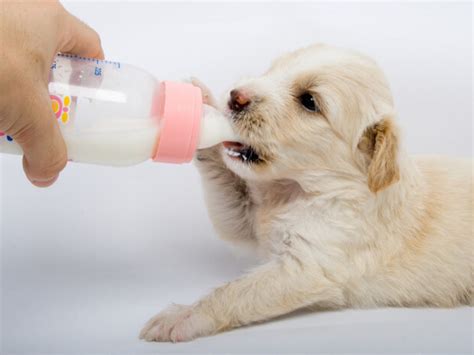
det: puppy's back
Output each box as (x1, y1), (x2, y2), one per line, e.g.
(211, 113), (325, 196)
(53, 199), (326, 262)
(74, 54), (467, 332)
(413, 155), (473, 304)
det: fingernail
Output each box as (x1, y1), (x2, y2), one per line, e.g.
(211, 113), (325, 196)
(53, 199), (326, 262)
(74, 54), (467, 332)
(31, 175), (59, 188)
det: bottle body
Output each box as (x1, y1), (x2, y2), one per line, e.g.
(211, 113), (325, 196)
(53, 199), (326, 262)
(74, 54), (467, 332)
(0, 54), (237, 166)
(51, 54), (160, 166)
(0, 54), (159, 166)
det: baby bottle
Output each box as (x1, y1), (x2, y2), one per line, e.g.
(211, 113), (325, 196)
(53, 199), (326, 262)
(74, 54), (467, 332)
(0, 54), (236, 166)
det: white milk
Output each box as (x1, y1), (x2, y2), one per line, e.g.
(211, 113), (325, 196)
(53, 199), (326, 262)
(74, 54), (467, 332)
(63, 119), (160, 166)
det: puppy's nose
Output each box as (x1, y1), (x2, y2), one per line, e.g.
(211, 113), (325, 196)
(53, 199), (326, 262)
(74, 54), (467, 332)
(229, 89), (251, 112)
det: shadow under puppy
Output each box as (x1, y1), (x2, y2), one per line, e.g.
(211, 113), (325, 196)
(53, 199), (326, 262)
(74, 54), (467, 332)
(140, 44), (473, 342)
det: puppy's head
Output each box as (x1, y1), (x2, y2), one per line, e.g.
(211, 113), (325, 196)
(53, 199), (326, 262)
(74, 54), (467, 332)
(221, 44), (400, 193)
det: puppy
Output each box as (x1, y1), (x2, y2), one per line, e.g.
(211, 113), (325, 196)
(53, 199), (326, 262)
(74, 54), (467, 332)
(140, 44), (473, 342)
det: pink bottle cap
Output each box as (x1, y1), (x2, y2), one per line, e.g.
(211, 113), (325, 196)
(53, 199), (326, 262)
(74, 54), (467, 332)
(152, 81), (203, 164)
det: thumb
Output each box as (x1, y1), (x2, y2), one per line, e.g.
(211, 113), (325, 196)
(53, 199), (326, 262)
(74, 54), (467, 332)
(13, 88), (67, 187)
(59, 11), (104, 59)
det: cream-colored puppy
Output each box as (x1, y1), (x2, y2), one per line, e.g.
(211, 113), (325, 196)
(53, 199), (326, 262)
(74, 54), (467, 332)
(140, 44), (473, 342)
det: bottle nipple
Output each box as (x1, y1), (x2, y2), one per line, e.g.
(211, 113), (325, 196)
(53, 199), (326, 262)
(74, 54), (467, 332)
(198, 105), (238, 149)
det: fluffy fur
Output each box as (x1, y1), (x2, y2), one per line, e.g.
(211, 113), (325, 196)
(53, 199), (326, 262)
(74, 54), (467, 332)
(140, 44), (473, 342)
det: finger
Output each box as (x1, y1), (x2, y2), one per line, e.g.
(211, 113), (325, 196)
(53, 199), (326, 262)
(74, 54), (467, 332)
(13, 89), (67, 187)
(59, 11), (104, 59)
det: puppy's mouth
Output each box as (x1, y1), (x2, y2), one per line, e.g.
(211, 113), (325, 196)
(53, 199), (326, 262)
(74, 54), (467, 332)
(223, 141), (262, 163)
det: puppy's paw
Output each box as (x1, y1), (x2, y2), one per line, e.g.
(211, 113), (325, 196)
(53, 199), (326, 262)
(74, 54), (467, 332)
(139, 304), (217, 342)
(195, 144), (223, 165)
(190, 77), (217, 107)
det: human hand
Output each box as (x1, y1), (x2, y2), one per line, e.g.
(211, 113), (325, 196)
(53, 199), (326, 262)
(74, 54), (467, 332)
(0, 1), (104, 187)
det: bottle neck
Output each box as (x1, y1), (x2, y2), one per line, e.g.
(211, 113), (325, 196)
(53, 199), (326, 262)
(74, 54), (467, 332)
(152, 81), (203, 164)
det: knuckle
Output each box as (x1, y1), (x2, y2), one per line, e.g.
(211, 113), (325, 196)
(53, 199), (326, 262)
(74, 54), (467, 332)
(43, 153), (67, 177)
(9, 105), (41, 142)
(30, 150), (67, 180)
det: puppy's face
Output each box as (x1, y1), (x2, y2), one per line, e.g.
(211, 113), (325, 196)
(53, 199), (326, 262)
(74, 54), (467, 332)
(221, 44), (399, 192)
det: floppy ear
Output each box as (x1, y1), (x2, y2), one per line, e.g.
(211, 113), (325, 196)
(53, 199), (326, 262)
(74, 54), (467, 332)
(357, 116), (400, 193)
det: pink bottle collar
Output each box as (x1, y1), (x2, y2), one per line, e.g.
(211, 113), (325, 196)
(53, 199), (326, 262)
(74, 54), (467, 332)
(152, 81), (203, 164)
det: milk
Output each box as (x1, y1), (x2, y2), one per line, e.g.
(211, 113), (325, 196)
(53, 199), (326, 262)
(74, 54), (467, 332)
(63, 119), (159, 166)
(0, 54), (237, 166)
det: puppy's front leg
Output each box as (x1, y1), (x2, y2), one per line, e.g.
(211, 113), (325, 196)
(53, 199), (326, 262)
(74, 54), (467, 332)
(140, 256), (344, 342)
(191, 78), (257, 247)
(195, 146), (256, 247)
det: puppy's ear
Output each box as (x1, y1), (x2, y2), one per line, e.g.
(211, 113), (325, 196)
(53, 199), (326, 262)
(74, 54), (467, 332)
(358, 116), (400, 193)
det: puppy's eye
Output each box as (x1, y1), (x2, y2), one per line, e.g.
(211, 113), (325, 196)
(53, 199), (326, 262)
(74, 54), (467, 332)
(299, 93), (318, 112)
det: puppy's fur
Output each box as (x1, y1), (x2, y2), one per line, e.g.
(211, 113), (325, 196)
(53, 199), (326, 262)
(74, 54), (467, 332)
(140, 44), (473, 342)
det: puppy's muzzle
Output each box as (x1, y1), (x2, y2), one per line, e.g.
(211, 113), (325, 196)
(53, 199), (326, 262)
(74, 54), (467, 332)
(228, 89), (251, 113)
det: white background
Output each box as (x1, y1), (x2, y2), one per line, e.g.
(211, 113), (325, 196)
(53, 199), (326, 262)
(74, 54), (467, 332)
(1, 1), (472, 354)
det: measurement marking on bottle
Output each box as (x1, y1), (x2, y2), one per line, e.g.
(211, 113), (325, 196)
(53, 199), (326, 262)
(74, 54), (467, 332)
(57, 53), (121, 69)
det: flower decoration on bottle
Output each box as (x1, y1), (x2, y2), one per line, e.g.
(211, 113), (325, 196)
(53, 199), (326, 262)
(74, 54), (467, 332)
(50, 94), (71, 123)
